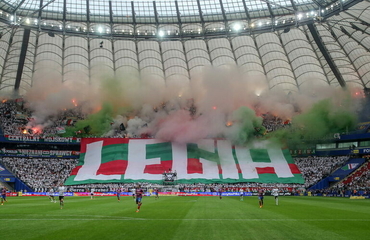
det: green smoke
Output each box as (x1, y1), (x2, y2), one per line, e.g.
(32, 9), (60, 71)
(270, 98), (357, 148)
(228, 106), (266, 145)
(62, 103), (114, 137)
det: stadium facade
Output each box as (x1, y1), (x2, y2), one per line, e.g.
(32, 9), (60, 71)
(0, 0), (369, 95)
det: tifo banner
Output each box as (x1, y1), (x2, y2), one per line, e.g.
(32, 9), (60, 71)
(0, 148), (80, 158)
(65, 138), (304, 185)
(2, 135), (81, 144)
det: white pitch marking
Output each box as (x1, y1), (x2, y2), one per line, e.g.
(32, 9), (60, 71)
(5, 218), (370, 221)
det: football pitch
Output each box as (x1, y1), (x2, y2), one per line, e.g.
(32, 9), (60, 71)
(1, 196), (369, 240)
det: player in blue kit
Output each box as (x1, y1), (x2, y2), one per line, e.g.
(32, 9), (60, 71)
(153, 188), (159, 200)
(258, 188), (264, 208)
(135, 185), (144, 212)
(1, 187), (7, 205)
(117, 187), (124, 202)
(218, 187), (223, 199)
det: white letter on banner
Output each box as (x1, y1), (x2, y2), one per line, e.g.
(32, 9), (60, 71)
(235, 147), (293, 179)
(75, 140), (121, 181)
(125, 139), (164, 180)
(217, 140), (239, 179)
(174, 139), (219, 180)
(171, 142), (188, 179)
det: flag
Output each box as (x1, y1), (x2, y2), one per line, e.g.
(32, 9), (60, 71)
(341, 163), (358, 171)
(83, 125), (91, 134)
(0, 166), (5, 172)
(65, 138), (304, 185)
(56, 127), (66, 134)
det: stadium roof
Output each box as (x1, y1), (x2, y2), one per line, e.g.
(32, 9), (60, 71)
(0, 0), (369, 95)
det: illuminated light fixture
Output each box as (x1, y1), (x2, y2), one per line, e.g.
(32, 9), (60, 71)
(98, 27), (103, 33)
(266, 21), (270, 25)
(26, 18), (30, 24)
(158, 30), (164, 37)
(34, 19), (38, 24)
(10, 15), (14, 21)
(275, 21), (278, 25)
(311, 11), (315, 15)
(233, 23), (242, 31)
(258, 22), (262, 27)
(251, 23), (255, 28)
(59, 25), (62, 30)
(283, 20), (286, 24)
(220, 27), (223, 30)
(75, 28), (79, 31)
(167, 30), (170, 35)
(67, 25), (70, 28)
(297, 14), (303, 20)
(321, 10), (325, 13)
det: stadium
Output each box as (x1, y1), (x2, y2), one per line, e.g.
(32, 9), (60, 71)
(0, 0), (369, 239)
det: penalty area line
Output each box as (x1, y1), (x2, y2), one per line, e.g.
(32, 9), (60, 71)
(4, 218), (370, 221)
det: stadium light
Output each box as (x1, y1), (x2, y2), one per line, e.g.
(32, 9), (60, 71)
(98, 27), (103, 33)
(233, 23), (242, 31)
(158, 30), (164, 37)
(26, 18), (30, 24)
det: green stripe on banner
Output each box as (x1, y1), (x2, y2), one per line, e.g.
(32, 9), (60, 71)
(65, 175), (125, 185)
(187, 143), (220, 163)
(282, 149), (295, 164)
(76, 153), (85, 166)
(65, 174), (305, 185)
(146, 142), (172, 161)
(250, 149), (271, 162)
(101, 143), (128, 164)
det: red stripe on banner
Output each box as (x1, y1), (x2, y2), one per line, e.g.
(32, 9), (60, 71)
(218, 164), (222, 174)
(144, 160), (173, 174)
(70, 165), (82, 175)
(80, 138), (129, 153)
(96, 160), (128, 175)
(235, 163), (242, 174)
(288, 164), (301, 174)
(256, 167), (276, 174)
(187, 158), (203, 174)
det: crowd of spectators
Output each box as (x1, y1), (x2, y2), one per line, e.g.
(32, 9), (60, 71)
(262, 113), (290, 133)
(1, 98), (290, 138)
(294, 156), (349, 188)
(1, 157), (78, 191)
(337, 160), (370, 191)
(0, 99), (86, 136)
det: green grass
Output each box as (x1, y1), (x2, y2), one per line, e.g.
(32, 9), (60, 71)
(1, 196), (369, 240)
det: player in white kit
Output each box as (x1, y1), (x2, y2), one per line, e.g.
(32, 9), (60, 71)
(272, 188), (279, 205)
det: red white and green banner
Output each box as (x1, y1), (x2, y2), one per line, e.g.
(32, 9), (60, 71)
(65, 138), (304, 185)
